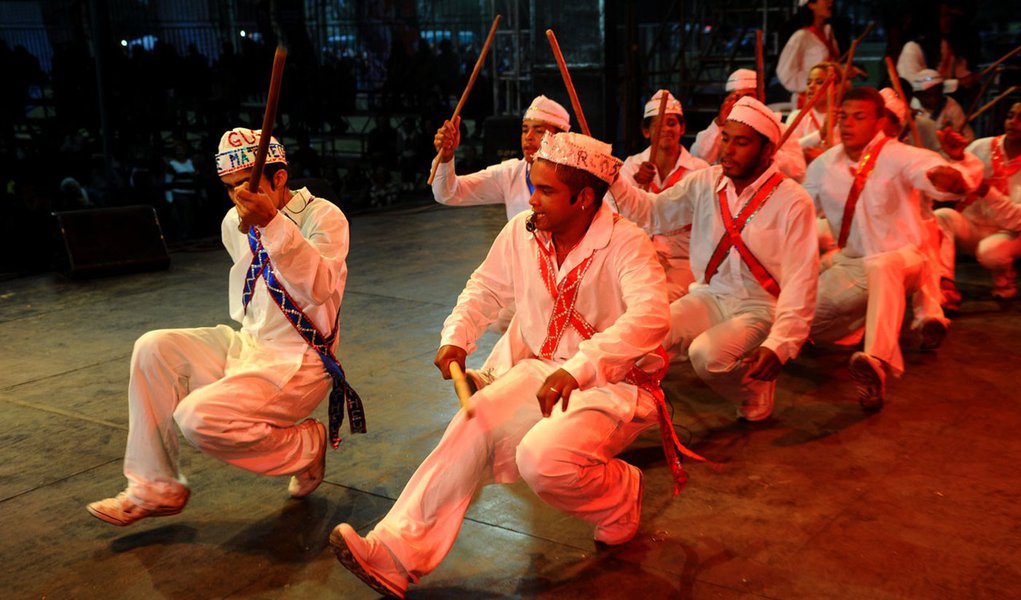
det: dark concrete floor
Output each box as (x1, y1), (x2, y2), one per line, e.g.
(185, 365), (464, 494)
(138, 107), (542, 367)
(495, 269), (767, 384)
(1, 203), (1018, 599)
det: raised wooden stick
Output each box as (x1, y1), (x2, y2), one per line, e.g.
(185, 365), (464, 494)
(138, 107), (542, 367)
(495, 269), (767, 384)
(776, 72), (835, 148)
(826, 77), (836, 146)
(837, 21), (875, 63)
(967, 86), (1020, 124)
(427, 15), (502, 186)
(978, 43), (1021, 79)
(546, 29), (591, 136)
(240, 45), (287, 234)
(643, 91), (671, 191)
(885, 56), (922, 147)
(755, 30), (765, 102)
(967, 67), (1001, 117)
(447, 362), (475, 418)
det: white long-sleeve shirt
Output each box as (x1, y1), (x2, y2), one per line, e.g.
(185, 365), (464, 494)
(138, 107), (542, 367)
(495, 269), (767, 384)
(440, 202), (670, 418)
(431, 157), (533, 220)
(803, 132), (983, 258)
(619, 146), (710, 190)
(691, 119), (808, 182)
(785, 108), (826, 149)
(610, 164), (819, 363)
(776, 26), (839, 94)
(222, 187), (350, 386)
(961, 136), (1021, 228)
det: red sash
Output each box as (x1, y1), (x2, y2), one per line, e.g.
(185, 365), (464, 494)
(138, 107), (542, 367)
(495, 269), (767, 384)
(804, 25), (839, 60)
(650, 165), (687, 194)
(990, 135), (1019, 195)
(703, 172), (785, 297)
(533, 215), (717, 495)
(838, 137), (891, 248)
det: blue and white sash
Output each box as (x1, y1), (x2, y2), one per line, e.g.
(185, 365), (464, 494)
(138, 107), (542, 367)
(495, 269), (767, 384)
(243, 226), (365, 447)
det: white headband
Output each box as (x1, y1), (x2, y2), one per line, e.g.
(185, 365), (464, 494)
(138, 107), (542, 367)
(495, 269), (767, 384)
(215, 127), (286, 177)
(523, 95), (571, 132)
(644, 89), (683, 119)
(727, 96), (782, 145)
(534, 131), (622, 184)
(911, 69), (957, 94)
(726, 68), (758, 92)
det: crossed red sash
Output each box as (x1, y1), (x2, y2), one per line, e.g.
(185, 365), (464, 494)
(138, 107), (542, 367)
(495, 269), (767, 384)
(533, 216), (717, 495)
(837, 136), (891, 248)
(703, 172), (785, 297)
(990, 135), (1020, 195)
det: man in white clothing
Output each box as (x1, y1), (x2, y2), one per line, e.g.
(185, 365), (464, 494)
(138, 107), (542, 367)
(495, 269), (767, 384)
(87, 128), (359, 526)
(613, 96), (819, 422)
(936, 101), (1021, 301)
(330, 132), (671, 598)
(804, 88), (981, 409)
(620, 89), (710, 299)
(431, 95), (571, 220)
(910, 69), (975, 143)
(691, 69), (808, 182)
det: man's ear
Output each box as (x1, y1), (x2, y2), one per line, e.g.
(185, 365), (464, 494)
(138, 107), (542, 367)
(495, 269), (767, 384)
(579, 186), (596, 209)
(273, 168), (288, 190)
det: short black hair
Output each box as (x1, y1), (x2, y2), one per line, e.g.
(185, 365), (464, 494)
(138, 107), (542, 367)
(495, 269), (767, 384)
(641, 114), (684, 131)
(264, 162), (289, 190)
(842, 87), (886, 120)
(538, 159), (610, 205)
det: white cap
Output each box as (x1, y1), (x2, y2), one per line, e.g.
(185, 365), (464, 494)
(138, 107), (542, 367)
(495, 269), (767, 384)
(727, 96), (782, 145)
(911, 69), (958, 94)
(798, 0), (811, 7)
(725, 68), (758, 92)
(534, 131), (622, 184)
(879, 88), (907, 123)
(523, 95), (571, 132)
(215, 127), (286, 177)
(643, 89), (684, 119)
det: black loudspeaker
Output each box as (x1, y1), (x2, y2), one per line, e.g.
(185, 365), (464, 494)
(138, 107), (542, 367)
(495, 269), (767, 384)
(483, 115), (522, 166)
(52, 206), (171, 277)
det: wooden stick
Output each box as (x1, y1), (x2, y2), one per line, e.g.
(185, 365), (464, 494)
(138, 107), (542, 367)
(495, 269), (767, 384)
(643, 91), (671, 191)
(776, 72), (835, 148)
(837, 21), (875, 63)
(978, 43), (1021, 79)
(826, 78), (835, 146)
(967, 86), (1020, 124)
(546, 29), (591, 136)
(885, 56), (922, 147)
(448, 362), (475, 418)
(240, 45), (287, 234)
(833, 34), (863, 118)
(755, 30), (765, 103)
(966, 67), (1001, 118)
(427, 15), (502, 186)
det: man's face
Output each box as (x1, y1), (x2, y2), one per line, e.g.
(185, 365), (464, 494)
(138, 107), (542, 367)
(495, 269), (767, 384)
(220, 168), (279, 205)
(915, 86), (943, 111)
(1004, 102), (1021, 143)
(720, 120), (771, 181)
(527, 159), (586, 234)
(522, 120), (558, 163)
(839, 99), (885, 152)
(644, 113), (685, 151)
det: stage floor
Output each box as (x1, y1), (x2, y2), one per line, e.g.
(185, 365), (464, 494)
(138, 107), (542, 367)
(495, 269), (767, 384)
(1, 203), (1018, 599)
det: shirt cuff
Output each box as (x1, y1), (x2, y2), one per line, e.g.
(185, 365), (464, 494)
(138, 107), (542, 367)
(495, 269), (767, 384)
(561, 354), (597, 389)
(760, 336), (795, 364)
(257, 209), (298, 251)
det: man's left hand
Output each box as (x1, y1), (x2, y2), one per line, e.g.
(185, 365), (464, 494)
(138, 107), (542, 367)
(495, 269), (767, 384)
(233, 186), (279, 229)
(742, 346), (782, 381)
(536, 369), (579, 417)
(927, 166), (967, 195)
(937, 126), (967, 161)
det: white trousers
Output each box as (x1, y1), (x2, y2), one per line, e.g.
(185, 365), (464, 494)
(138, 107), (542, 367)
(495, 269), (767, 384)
(664, 290), (775, 409)
(123, 325), (331, 508)
(935, 207), (1021, 286)
(661, 255), (696, 302)
(810, 248), (929, 376)
(372, 358), (655, 581)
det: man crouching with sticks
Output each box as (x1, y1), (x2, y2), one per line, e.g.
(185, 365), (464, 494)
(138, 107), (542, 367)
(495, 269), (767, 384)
(331, 132), (672, 598)
(87, 128), (362, 526)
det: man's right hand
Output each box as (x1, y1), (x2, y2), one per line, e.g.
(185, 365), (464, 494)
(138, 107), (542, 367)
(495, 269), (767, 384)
(434, 345), (467, 380)
(633, 161), (657, 186)
(433, 117), (461, 163)
(715, 92), (741, 126)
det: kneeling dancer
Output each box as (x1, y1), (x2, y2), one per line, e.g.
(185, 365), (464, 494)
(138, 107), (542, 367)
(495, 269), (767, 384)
(87, 128), (361, 525)
(331, 132), (679, 598)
